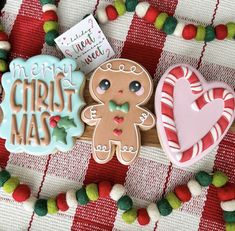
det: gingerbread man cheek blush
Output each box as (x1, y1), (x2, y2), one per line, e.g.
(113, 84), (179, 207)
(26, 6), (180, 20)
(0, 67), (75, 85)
(82, 59), (156, 165)
(155, 64), (235, 167)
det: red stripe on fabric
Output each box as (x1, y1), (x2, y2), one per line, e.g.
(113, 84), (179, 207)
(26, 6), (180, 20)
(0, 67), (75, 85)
(121, 0), (178, 77)
(9, 0), (44, 59)
(199, 132), (235, 230)
(0, 138), (9, 168)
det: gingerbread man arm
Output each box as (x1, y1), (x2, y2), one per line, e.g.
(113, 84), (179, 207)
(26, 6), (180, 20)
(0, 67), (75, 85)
(135, 107), (156, 130)
(81, 104), (103, 126)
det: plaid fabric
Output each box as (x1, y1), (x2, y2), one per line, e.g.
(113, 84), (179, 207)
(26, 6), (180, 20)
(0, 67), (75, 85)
(0, 0), (235, 230)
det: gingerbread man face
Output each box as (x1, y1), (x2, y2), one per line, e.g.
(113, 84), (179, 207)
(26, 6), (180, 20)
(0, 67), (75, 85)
(82, 59), (155, 165)
(90, 59), (153, 106)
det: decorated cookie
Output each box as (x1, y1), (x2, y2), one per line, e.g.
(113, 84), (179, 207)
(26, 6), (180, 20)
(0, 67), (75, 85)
(82, 59), (155, 165)
(155, 64), (235, 167)
(0, 55), (85, 154)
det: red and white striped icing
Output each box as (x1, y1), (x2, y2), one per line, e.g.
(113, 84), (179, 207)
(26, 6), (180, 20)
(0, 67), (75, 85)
(157, 65), (235, 166)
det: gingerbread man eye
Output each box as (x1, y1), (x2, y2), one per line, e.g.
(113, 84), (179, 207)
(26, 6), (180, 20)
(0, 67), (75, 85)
(129, 81), (141, 92)
(99, 79), (111, 90)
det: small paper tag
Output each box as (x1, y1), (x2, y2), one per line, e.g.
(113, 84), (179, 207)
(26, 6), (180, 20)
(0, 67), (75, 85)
(55, 15), (115, 74)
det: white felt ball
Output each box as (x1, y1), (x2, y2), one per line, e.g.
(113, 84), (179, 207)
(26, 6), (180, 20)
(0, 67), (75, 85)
(66, 189), (78, 207)
(0, 41), (11, 51)
(135, 2), (150, 18)
(187, 179), (202, 197)
(173, 22), (185, 37)
(23, 196), (37, 212)
(96, 7), (108, 24)
(147, 203), (160, 222)
(221, 200), (235, 212)
(110, 184), (126, 201)
(42, 4), (57, 13)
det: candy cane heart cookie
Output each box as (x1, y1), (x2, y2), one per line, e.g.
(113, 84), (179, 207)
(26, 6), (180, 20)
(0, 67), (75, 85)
(82, 59), (155, 165)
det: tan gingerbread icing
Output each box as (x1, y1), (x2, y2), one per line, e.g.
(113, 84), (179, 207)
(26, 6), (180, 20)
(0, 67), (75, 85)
(82, 59), (155, 165)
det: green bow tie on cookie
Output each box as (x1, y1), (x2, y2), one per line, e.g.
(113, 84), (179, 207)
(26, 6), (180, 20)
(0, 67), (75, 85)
(109, 100), (130, 113)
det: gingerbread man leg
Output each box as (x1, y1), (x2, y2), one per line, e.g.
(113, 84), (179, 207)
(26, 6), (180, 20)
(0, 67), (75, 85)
(116, 128), (140, 165)
(92, 127), (115, 164)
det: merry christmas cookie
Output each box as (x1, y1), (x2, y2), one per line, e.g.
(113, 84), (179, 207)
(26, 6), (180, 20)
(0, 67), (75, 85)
(155, 64), (235, 167)
(82, 59), (155, 165)
(0, 55), (85, 155)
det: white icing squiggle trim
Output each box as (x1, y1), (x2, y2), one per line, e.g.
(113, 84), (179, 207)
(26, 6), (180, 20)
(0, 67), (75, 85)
(121, 146), (137, 153)
(99, 63), (143, 76)
(95, 145), (110, 152)
(139, 112), (149, 124)
(90, 107), (97, 120)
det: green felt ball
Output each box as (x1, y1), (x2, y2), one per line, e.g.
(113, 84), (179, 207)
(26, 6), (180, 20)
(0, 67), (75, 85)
(165, 192), (182, 209)
(195, 25), (206, 41)
(47, 198), (58, 214)
(154, 13), (169, 30)
(34, 199), (48, 217)
(40, 0), (55, 6)
(76, 187), (89, 205)
(0, 59), (8, 72)
(0, 49), (8, 60)
(0, 170), (11, 187)
(205, 25), (215, 42)
(212, 171), (228, 188)
(157, 198), (173, 216)
(86, 183), (99, 201)
(3, 177), (20, 194)
(122, 208), (137, 224)
(195, 171), (212, 186)
(227, 22), (235, 39)
(45, 30), (59, 46)
(224, 211), (235, 223)
(114, 0), (126, 16)
(0, 24), (3, 31)
(117, 195), (133, 211)
(226, 222), (235, 231)
(43, 21), (58, 33)
(125, 0), (138, 12)
(163, 16), (178, 35)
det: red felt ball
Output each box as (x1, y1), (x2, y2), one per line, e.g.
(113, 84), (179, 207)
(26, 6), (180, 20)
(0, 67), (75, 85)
(98, 181), (112, 198)
(43, 10), (58, 22)
(143, 6), (159, 23)
(12, 184), (31, 202)
(182, 24), (197, 40)
(175, 185), (191, 202)
(137, 208), (150, 226)
(0, 32), (8, 41)
(56, 193), (69, 212)
(215, 24), (227, 40)
(105, 5), (118, 21)
(217, 183), (235, 201)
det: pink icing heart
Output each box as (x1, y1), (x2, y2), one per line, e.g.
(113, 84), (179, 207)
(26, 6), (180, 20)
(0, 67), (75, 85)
(155, 64), (235, 167)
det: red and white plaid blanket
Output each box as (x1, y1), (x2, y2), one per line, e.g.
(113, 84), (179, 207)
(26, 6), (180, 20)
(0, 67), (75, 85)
(0, 0), (235, 230)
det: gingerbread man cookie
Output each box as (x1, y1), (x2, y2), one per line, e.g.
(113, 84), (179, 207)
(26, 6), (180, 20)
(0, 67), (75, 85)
(82, 59), (155, 165)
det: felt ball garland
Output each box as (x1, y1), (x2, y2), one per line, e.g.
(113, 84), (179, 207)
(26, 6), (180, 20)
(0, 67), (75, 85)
(39, 0), (59, 46)
(1, 168), (233, 229)
(95, 0), (235, 43)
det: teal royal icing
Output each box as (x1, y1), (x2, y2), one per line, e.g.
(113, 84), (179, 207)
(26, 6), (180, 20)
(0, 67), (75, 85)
(0, 55), (85, 155)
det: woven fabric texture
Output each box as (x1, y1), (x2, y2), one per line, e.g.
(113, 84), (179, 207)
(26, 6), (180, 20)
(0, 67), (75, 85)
(0, 0), (235, 230)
